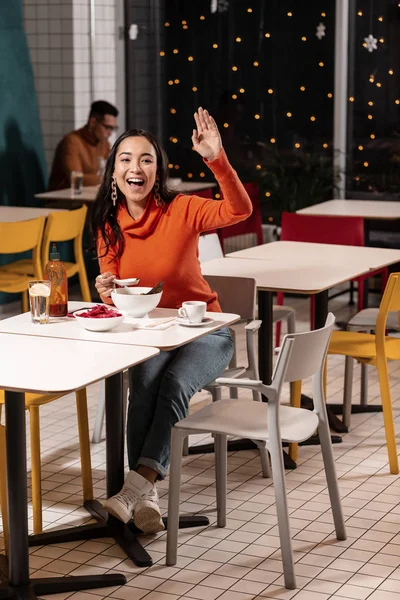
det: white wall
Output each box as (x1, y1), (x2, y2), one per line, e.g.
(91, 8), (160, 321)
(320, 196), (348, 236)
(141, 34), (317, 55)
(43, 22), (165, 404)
(23, 0), (120, 173)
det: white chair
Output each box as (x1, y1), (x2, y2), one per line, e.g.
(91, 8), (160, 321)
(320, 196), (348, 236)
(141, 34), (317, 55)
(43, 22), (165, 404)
(166, 314), (346, 590)
(342, 308), (399, 425)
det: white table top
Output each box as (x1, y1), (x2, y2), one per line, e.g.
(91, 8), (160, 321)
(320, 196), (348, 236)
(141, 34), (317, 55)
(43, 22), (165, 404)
(201, 256), (380, 294)
(227, 241), (400, 271)
(0, 206), (66, 222)
(297, 199), (400, 220)
(35, 181), (216, 203)
(0, 333), (158, 394)
(0, 304), (239, 351)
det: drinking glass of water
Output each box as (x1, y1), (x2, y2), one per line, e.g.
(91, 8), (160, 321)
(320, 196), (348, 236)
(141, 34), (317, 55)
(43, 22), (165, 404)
(29, 281), (51, 324)
(70, 171), (83, 196)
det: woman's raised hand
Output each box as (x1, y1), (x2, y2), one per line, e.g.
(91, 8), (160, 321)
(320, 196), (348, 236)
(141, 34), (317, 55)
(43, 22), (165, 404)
(192, 107), (222, 162)
(95, 272), (115, 297)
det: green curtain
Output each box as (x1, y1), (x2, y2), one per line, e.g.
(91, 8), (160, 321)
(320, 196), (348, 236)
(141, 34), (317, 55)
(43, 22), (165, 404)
(0, 1), (47, 208)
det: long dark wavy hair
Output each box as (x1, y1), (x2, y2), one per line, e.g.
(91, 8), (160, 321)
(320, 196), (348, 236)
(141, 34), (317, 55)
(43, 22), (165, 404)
(91, 129), (176, 260)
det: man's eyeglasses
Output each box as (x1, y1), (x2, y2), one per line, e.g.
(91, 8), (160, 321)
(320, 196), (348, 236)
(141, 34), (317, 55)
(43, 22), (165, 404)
(96, 118), (118, 133)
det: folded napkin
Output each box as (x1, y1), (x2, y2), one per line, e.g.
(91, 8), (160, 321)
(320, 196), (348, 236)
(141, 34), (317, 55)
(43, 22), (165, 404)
(125, 316), (177, 330)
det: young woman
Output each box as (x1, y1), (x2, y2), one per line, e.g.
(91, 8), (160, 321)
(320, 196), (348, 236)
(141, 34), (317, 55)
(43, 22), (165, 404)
(92, 107), (252, 534)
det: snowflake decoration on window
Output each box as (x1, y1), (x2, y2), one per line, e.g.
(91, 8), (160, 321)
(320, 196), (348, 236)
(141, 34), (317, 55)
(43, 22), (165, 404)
(364, 34), (378, 52)
(316, 22), (326, 40)
(210, 0), (229, 13)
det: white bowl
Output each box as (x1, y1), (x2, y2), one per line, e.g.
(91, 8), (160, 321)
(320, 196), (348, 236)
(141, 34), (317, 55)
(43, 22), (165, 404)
(111, 287), (162, 318)
(74, 309), (124, 332)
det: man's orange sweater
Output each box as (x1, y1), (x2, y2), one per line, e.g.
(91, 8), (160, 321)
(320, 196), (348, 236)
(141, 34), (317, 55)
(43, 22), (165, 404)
(48, 126), (110, 191)
(98, 150), (252, 312)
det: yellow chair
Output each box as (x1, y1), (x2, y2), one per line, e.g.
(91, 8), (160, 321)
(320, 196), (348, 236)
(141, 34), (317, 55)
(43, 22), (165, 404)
(0, 216), (45, 312)
(327, 272), (400, 474)
(0, 388), (93, 535)
(1, 206), (91, 302)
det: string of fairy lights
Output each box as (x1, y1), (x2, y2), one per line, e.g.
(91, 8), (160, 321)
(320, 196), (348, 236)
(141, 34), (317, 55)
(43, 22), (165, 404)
(163, 1), (400, 186)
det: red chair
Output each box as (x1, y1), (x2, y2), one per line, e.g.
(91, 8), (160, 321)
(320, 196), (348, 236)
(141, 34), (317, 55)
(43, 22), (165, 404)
(217, 182), (263, 251)
(275, 212), (388, 344)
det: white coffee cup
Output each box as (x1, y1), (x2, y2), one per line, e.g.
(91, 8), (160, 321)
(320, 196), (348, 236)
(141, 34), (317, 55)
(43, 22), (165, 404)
(178, 301), (207, 323)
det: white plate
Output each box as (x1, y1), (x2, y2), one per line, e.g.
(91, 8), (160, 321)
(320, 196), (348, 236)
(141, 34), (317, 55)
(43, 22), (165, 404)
(176, 317), (214, 327)
(114, 277), (140, 286)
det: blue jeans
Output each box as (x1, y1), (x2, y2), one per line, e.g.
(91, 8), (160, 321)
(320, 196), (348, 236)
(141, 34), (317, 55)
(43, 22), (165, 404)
(127, 327), (234, 478)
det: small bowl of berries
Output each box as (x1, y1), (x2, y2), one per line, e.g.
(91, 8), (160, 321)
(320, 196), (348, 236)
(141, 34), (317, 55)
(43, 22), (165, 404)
(73, 304), (124, 332)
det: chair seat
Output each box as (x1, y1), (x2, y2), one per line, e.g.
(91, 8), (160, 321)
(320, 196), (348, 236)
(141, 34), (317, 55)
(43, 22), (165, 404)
(0, 259), (78, 279)
(273, 305), (295, 321)
(0, 271), (31, 292)
(175, 398), (319, 444)
(329, 330), (400, 361)
(347, 308), (399, 331)
(0, 390), (61, 407)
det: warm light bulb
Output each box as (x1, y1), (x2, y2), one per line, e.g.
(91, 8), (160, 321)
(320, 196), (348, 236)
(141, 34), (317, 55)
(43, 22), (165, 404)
(396, 99), (400, 105)
(168, 163), (173, 169)
(183, 24), (188, 29)
(389, 70), (394, 75)
(188, 56), (194, 61)
(256, 164), (262, 170)
(170, 108), (176, 114)
(319, 61), (324, 67)
(160, 51), (165, 57)
(223, 123), (229, 128)
(215, 193), (221, 199)
(172, 138), (178, 143)
(173, 49), (179, 54)
(363, 162), (369, 167)
(247, 7), (253, 12)
(192, 86), (197, 92)
(286, 112), (292, 117)
(187, 173), (193, 178)
(200, 15), (205, 20)
(379, 38), (384, 43)
(239, 88), (245, 93)
(358, 145), (363, 151)
(253, 61), (259, 66)
(268, 88), (273, 94)
(165, 22), (170, 26)
(357, 10), (362, 16)
(232, 66), (238, 71)
(174, 165), (179, 169)
(287, 12), (293, 17)
(376, 82), (382, 87)
(349, 97), (354, 102)
(212, 43), (218, 49)
(323, 143), (328, 148)
(378, 16), (383, 21)
(327, 93), (333, 98)
(174, 79), (180, 84)
(181, 20), (187, 25)
(368, 101), (374, 106)
(265, 33), (270, 38)
(300, 86), (306, 91)
(368, 114), (373, 120)
(321, 12), (326, 17)
(295, 143), (301, 148)
(310, 116), (316, 121)
(236, 37), (241, 42)
(232, 94), (237, 99)
(265, 191), (271, 197)
(370, 133), (375, 139)
(301, 36), (307, 41)
(369, 76), (374, 82)
(254, 114), (260, 119)
(200, 172), (205, 178)
(270, 138), (276, 143)
(168, 80), (174, 86)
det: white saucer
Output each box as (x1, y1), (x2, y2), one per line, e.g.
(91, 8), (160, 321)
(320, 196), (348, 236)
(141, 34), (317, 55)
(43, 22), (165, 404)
(176, 317), (214, 327)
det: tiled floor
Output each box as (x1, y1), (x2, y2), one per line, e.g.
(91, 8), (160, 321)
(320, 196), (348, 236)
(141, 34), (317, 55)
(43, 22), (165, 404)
(1, 286), (400, 600)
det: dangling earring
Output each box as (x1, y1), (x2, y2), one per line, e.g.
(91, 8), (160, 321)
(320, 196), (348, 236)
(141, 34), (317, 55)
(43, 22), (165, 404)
(111, 177), (117, 207)
(153, 178), (161, 206)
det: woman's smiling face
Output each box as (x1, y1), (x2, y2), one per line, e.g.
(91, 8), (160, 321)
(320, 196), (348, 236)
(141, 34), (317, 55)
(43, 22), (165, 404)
(113, 136), (158, 204)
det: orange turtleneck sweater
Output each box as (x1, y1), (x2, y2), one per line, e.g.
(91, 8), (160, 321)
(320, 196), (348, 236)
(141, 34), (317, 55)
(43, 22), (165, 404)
(98, 149), (252, 312)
